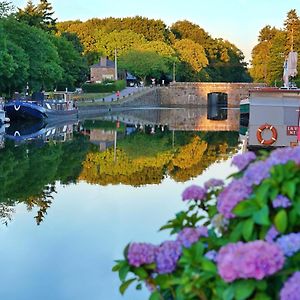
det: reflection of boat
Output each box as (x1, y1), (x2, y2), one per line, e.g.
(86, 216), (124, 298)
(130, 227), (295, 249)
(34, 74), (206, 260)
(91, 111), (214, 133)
(4, 92), (78, 121)
(5, 119), (76, 143)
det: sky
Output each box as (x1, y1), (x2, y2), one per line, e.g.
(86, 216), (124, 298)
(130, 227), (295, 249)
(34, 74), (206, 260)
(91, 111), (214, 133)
(11, 0), (300, 62)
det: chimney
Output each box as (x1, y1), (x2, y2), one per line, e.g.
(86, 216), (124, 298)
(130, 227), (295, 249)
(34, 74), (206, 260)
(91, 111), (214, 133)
(100, 56), (107, 67)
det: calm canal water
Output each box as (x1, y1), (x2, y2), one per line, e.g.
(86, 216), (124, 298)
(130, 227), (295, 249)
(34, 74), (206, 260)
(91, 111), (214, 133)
(0, 107), (242, 300)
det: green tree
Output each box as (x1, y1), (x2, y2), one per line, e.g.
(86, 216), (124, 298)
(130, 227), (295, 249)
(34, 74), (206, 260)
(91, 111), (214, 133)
(0, 1), (14, 18)
(16, 0), (57, 31)
(284, 9), (300, 52)
(51, 35), (88, 89)
(119, 50), (169, 83)
(36, 0), (57, 31)
(16, 0), (41, 28)
(3, 18), (62, 90)
(96, 30), (147, 59)
(171, 20), (211, 48)
(250, 26), (281, 83)
(174, 39), (208, 72)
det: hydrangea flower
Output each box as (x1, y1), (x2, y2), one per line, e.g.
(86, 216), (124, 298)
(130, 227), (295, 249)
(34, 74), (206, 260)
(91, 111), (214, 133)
(177, 226), (208, 248)
(205, 250), (218, 262)
(127, 242), (157, 267)
(217, 178), (252, 218)
(204, 178), (224, 190)
(155, 241), (182, 274)
(276, 233), (300, 257)
(182, 185), (206, 201)
(243, 160), (271, 186)
(267, 146), (300, 166)
(272, 195), (292, 209)
(280, 272), (300, 300)
(231, 151), (256, 170)
(265, 226), (279, 243)
(217, 241), (285, 282)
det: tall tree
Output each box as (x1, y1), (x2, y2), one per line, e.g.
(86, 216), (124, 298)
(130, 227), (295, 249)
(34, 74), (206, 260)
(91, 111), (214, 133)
(284, 9), (300, 52)
(16, 0), (57, 31)
(36, 0), (57, 31)
(0, 1), (14, 18)
(3, 18), (62, 90)
(171, 20), (211, 48)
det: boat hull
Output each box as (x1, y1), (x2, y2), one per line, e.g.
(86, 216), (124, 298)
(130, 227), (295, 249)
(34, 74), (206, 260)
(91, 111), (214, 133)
(4, 101), (78, 121)
(4, 101), (46, 120)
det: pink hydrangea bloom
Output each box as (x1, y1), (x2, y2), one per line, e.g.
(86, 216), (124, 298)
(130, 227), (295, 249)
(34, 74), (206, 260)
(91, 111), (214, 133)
(217, 240), (285, 282)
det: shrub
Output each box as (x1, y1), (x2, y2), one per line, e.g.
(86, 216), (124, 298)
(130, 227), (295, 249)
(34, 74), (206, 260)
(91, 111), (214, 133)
(113, 146), (300, 299)
(81, 80), (126, 93)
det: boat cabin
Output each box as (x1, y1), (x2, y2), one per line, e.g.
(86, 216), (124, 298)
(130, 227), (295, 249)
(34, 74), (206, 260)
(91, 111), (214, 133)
(247, 87), (300, 148)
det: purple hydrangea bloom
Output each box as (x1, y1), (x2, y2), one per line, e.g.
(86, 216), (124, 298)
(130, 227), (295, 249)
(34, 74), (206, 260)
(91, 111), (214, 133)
(155, 241), (182, 274)
(176, 226), (208, 248)
(182, 185), (206, 201)
(243, 160), (271, 186)
(272, 195), (292, 209)
(276, 233), (300, 257)
(280, 272), (300, 300)
(217, 178), (252, 218)
(267, 146), (300, 167)
(216, 240), (285, 282)
(231, 151), (256, 170)
(204, 178), (224, 190)
(127, 242), (157, 267)
(265, 226), (279, 243)
(205, 250), (218, 262)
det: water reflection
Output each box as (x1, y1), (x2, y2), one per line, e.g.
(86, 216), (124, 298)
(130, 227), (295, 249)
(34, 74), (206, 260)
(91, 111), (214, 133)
(0, 107), (241, 225)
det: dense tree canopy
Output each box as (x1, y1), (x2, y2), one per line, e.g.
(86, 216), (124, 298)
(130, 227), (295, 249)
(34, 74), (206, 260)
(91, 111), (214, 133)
(0, 1), (89, 96)
(57, 16), (250, 83)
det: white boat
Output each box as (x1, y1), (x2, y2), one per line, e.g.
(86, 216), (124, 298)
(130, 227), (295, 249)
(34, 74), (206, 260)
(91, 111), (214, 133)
(247, 51), (299, 148)
(247, 87), (300, 148)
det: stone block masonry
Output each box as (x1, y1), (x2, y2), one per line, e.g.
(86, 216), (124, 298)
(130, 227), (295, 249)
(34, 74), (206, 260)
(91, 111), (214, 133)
(158, 82), (266, 107)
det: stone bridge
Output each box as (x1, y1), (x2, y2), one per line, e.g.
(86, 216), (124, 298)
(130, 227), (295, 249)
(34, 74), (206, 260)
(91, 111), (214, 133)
(158, 82), (266, 107)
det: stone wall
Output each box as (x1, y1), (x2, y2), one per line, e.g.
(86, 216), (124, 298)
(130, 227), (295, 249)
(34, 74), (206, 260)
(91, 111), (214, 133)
(158, 82), (266, 107)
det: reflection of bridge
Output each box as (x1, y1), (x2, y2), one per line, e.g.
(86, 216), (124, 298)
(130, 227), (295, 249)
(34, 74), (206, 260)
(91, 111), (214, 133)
(100, 108), (240, 131)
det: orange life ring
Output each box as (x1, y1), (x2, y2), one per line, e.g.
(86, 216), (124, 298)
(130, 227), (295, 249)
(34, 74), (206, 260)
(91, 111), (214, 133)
(256, 124), (278, 145)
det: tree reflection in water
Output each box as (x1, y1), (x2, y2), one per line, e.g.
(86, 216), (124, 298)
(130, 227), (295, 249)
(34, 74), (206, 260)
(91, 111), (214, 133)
(0, 121), (240, 225)
(0, 134), (90, 225)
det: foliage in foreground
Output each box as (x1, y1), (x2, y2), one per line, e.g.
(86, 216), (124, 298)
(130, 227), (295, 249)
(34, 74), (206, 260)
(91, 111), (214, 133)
(113, 146), (300, 299)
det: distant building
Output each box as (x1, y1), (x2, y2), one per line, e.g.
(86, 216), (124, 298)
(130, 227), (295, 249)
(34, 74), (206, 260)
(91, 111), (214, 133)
(90, 56), (137, 84)
(90, 57), (115, 83)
